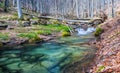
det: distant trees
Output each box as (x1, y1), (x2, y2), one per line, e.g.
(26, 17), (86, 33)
(13, 0), (16, 7)
(10, 0), (119, 19)
(4, 0), (9, 12)
(3, 0), (22, 18)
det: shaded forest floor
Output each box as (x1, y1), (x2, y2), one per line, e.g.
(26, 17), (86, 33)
(89, 17), (120, 73)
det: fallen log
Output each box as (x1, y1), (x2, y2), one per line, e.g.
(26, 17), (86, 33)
(0, 24), (8, 30)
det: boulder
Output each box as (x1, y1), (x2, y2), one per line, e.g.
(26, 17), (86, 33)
(30, 20), (39, 25)
(21, 21), (31, 27)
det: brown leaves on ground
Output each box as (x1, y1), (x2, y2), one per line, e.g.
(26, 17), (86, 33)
(90, 17), (120, 73)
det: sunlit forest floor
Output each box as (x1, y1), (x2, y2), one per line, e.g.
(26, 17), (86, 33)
(0, 9), (71, 47)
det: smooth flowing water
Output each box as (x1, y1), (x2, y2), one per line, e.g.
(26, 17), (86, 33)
(0, 35), (96, 73)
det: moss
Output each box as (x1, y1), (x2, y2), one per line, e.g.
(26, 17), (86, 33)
(94, 28), (104, 37)
(49, 19), (61, 25)
(97, 66), (105, 73)
(13, 12), (18, 17)
(31, 18), (39, 20)
(33, 24), (71, 33)
(18, 32), (42, 43)
(28, 36), (42, 44)
(0, 33), (9, 40)
(0, 2), (4, 8)
(18, 32), (37, 39)
(61, 31), (71, 37)
(17, 23), (71, 41)
(9, 13), (25, 21)
(36, 30), (52, 35)
(10, 16), (18, 20)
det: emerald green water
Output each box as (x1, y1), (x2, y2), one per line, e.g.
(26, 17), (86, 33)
(0, 35), (96, 73)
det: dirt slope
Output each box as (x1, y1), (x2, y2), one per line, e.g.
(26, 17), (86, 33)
(90, 17), (120, 73)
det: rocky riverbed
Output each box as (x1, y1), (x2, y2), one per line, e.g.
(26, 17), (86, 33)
(0, 35), (97, 73)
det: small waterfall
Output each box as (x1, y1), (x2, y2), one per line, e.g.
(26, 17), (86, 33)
(76, 27), (96, 35)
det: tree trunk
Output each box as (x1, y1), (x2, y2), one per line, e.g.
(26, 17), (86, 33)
(17, 0), (22, 18)
(13, 0), (16, 7)
(111, 0), (115, 17)
(4, 0), (9, 12)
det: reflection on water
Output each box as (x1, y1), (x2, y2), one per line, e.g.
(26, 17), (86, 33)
(0, 36), (96, 73)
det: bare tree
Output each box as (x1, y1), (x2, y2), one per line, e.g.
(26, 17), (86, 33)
(17, 0), (22, 18)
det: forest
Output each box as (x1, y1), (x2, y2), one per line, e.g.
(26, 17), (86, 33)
(0, 0), (120, 73)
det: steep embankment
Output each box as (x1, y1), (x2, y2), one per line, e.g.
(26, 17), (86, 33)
(90, 17), (120, 73)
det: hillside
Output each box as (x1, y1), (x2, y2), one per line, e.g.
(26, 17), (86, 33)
(90, 17), (120, 73)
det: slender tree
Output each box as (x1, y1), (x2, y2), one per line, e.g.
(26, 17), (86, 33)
(107, 0), (111, 17)
(111, 0), (115, 17)
(17, 0), (22, 18)
(13, 0), (16, 7)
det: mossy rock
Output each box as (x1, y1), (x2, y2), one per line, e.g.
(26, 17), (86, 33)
(61, 31), (71, 37)
(94, 28), (104, 37)
(28, 38), (36, 44)
(28, 36), (42, 44)
(18, 33), (42, 44)
(38, 19), (48, 25)
(0, 32), (9, 40)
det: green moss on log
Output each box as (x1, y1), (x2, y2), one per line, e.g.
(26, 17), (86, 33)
(94, 28), (104, 37)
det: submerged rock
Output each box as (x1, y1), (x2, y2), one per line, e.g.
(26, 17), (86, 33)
(0, 35), (96, 73)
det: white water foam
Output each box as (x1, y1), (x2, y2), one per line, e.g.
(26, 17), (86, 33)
(76, 27), (96, 35)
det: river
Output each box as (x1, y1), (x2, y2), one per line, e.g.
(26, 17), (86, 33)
(0, 29), (96, 73)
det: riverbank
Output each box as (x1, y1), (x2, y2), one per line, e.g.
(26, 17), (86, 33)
(89, 17), (120, 73)
(0, 11), (71, 48)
